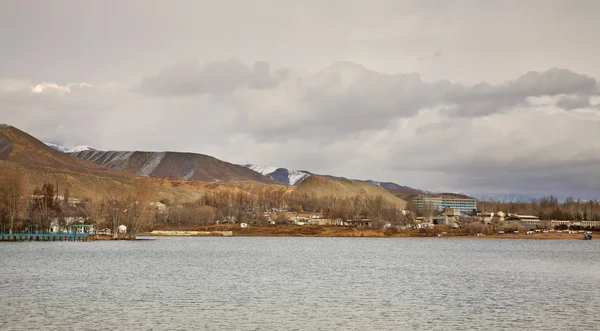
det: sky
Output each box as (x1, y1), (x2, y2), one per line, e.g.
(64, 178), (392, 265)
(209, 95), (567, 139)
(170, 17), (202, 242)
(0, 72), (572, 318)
(1, 0), (599, 199)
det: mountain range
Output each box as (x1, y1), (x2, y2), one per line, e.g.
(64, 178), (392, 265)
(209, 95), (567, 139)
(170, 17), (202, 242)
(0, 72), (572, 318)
(42, 140), (467, 205)
(0, 125), (408, 208)
(243, 164), (311, 185)
(69, 149), (273, 183)
(45, 143), (424, 194)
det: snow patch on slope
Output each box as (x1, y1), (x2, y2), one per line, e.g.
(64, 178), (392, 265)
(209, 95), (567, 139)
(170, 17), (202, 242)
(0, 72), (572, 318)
(286, 169), (311, 185)
(246, 164), (278, 175)
(45, 142), (99, 153)
(75, 150), (134, 171)
(103, 151), (134, 171)
(182, 169), (196, 180)
(244, 164), (310, 185)
(66, 145), (97, 153)
(139, 152), (166, 176)
(45, 142), (69, 153)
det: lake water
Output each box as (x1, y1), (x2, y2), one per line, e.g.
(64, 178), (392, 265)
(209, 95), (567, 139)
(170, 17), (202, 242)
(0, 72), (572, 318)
(1, 237), (599, 330)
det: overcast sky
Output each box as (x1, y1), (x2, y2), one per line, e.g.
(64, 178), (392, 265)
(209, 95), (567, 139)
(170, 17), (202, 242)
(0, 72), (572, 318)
(1, 0), (599, 199)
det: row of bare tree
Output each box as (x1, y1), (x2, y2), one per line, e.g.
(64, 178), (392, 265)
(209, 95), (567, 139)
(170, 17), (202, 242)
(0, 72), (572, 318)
(153, 191), (411, 228)
(478, 196), (600, 221)
(0, 169), (22, 234)
(0, 169), (156, 239)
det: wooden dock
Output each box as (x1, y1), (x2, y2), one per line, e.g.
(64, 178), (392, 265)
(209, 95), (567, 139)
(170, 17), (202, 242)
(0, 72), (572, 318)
(0, 233), (94, 242)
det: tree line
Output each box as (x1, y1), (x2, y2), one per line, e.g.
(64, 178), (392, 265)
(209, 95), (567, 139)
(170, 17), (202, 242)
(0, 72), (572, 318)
(5, 166), (596, 236)
(478, 196), (600, 221)
(154, 191), (411, 228)
(0, 168), (156, 239)
(0, 168), (410, 236)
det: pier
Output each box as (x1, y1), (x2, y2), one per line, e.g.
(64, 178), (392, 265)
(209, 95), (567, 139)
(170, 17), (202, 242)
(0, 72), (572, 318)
(0, 233), (94, 242)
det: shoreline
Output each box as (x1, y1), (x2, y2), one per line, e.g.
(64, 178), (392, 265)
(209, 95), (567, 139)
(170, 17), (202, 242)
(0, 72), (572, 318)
(147, 225), (595, 240)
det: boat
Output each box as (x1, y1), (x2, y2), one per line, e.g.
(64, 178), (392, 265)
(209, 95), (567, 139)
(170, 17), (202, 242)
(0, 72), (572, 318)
(583, 232), (593, 240)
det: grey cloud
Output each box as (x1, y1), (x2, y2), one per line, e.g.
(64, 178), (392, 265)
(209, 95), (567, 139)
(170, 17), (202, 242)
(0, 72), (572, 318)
(2, 61), (600, 199)
(2, 0), (600, 200)
(446, 69), (599, 116)
(248, 61), (281, 89)
(556, 95), (591, 110)
(235, 63), (599, 143)
(449, 162), (600, 200)
(512, 69), (597, 97)
(139, 60), (286, 96)
(383, 109), (600, 199)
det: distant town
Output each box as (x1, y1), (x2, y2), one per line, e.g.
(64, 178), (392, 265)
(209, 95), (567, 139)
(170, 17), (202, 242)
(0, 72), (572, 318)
(1, 177), (597, 240)
(0, 125), (598, 240)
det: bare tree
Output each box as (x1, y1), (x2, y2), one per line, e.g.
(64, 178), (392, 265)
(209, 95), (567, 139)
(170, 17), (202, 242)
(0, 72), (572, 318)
(122, 179), (156, 239)
(0, 168), (23, 234)
(29, 182), (61, 233)
(80, 195), (107, 239)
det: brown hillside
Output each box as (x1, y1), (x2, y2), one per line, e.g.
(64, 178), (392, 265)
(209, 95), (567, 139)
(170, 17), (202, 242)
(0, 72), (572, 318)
(294, 175), (407, 208)
(0, 125), (126, 178)
(71, 150), (273, 183)
(0, 125), (408, 209)
(0, 160), (288, 204)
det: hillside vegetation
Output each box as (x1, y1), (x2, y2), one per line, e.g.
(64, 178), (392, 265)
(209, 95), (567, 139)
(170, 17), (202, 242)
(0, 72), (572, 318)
(295, 175), (407, 208)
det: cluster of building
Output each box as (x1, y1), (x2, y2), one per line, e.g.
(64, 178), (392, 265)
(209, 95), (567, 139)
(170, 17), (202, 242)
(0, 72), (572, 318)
(414, 205), (600, 230)
(412, 194), (600, 230)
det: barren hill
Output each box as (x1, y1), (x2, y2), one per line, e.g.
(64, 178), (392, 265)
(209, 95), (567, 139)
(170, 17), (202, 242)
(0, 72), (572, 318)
(0, 125), (268, 202)
(71, 150), (273, 183)
(294, 175), (407, 208)
(0, 125), (125, 178)
(0, 125), (410, 209)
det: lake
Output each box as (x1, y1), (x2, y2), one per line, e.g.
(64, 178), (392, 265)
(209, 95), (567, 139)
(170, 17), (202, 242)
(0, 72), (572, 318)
(1, 237), (599, 330)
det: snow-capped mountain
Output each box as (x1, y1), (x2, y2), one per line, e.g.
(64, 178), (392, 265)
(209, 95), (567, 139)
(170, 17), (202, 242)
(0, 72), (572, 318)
(44, 142), (98, 153)
(70, 151), (272, 183)
(44, 142), (70, 153)
(244, 164), (424, 193)
(67, 145), (97, 153)
(244, 164), (311, 185)
(477, 194), (535, 203)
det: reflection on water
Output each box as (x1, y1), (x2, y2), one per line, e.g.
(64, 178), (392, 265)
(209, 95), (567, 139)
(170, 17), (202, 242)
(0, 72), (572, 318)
(1, 237), (599, 330)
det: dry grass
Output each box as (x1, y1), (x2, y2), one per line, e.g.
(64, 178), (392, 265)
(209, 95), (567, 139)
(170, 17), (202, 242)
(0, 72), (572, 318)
(295, 175), (407, 208)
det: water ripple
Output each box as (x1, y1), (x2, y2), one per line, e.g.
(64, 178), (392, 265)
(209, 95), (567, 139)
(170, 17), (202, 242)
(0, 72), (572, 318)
(1, 238), (599, 330)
